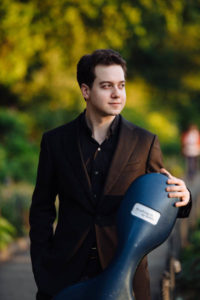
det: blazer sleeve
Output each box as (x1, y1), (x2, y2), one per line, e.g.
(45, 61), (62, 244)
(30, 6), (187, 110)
(146, 135), (192, 218)
(29, 133), (57, 264)
(146, 135), (164, 173)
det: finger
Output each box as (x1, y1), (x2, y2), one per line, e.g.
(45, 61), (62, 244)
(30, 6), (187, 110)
(168, 192), (185, 198)
(160, 168), (173, 179)
(175, 199), (190, 207)
(167, 178), (185, 186)
(166, 186), (184, 192)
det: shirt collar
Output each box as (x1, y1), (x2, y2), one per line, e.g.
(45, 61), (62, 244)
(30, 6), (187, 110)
(81, 110), (120, 139)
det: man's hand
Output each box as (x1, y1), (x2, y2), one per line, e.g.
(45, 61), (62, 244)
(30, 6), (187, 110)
(160, 168), (190, 207)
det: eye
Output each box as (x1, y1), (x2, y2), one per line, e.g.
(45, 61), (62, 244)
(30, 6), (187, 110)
(119, 83), (125, 89)
(102, 83), (112, 89)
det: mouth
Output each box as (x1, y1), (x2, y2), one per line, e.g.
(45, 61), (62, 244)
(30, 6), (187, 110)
(109, 102), (121, 105)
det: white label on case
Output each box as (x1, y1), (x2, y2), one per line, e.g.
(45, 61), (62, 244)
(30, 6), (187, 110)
(131, 203), (160, 225)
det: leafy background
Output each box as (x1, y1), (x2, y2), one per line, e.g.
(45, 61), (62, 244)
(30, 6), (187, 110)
(0, 0), (200, 265)
(1, 0), (200, 185)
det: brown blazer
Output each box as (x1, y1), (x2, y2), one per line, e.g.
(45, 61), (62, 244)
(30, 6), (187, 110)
(29, 113), (191, 299)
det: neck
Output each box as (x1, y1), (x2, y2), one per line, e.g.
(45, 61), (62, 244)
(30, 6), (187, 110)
(85, 110), (116, 144)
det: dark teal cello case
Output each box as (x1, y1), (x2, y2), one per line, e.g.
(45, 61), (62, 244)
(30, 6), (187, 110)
(54, 173), (179, 300)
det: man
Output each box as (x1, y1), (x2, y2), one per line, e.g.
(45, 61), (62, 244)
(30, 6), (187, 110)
(29, 49), (191, 300)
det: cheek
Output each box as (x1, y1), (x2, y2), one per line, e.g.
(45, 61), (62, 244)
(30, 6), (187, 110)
(96, 90), (111, 100)
(122, 91), (126, 102)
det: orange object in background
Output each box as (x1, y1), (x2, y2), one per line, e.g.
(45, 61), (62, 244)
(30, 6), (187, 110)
(182, 125), (200, 157)
(181, 125), (200, 179)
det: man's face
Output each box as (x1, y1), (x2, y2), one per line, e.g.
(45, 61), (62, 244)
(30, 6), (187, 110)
(82, 64), (126, 117)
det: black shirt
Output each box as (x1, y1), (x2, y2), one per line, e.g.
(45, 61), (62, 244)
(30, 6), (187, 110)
(78, 112), (121, 272)
(79, 112), (120, 204)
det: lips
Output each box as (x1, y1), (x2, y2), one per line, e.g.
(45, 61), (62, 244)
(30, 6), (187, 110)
(109, 102), (121, 105)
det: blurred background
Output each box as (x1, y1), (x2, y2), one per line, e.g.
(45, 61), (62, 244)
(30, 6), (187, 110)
(0, 0), (200, 299)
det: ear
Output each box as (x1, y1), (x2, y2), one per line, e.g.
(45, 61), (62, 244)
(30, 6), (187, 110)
(80, 84), (90, 100)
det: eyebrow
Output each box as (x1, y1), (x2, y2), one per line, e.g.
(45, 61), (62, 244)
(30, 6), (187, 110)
(99, 80), (126, 84)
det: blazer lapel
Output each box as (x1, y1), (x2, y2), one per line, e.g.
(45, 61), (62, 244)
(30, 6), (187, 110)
(103, 116), (139, 195)
(62, 115), (94, 207)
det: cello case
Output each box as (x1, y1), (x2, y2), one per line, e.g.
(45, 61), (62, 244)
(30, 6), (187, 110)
(54, 173), (179, 300)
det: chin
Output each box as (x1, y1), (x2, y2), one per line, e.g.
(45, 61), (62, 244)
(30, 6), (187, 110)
(111, 112), (120, 116)
(99, 108), (122, 117)
(103, 112), (120, 117)
(110, 109), (122, 115)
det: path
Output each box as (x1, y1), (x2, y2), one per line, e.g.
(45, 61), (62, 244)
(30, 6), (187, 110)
(0, 246), (37, 300)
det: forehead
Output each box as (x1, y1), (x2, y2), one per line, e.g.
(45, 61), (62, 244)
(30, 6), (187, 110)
(94, 64), (125, 82)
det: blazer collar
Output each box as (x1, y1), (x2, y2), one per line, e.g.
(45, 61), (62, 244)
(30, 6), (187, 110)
(63, 113), (139, 206)
(63, 114), (94, 207)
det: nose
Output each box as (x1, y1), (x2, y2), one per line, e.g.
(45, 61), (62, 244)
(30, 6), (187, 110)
(111, 86), (120, 98)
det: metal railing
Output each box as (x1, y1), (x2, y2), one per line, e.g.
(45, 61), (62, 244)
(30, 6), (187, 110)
(149, 173), (200, 300)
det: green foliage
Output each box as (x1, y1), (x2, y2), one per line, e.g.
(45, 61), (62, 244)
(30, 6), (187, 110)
(0, 183), (33, 236)
(1, 0), (200, 183)
(0, 216), (16, 250)
(1, 0), (200, 118)
(122, 107), (181, 156)
(0, 109), (38, 183)
(178, 218), (200, 290)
